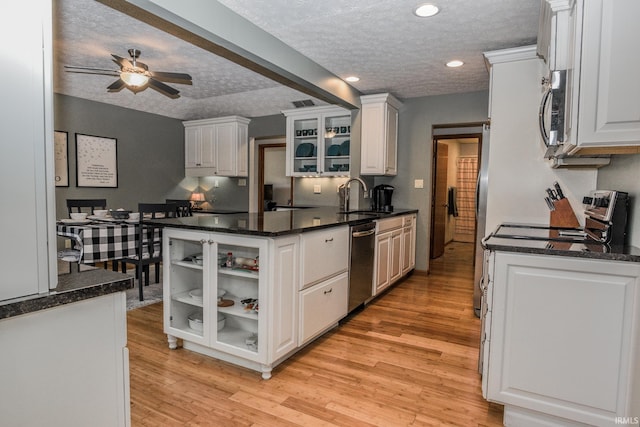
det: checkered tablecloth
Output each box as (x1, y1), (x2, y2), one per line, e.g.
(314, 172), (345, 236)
(56, 222), (139, 263)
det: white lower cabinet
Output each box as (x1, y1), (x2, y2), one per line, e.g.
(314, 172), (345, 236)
(374, 214), (415, 296)
(164, 228), (296, 379)
(485, 251), (640, 426)
(299, 272), (348, 345)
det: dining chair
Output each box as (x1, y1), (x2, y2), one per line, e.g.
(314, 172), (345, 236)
(166, 199), (193, 217)
(121, 203), (176, 301)
(66, 198), (107, 216)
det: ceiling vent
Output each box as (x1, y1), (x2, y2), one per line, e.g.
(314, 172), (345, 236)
(292, 99), (315, 108)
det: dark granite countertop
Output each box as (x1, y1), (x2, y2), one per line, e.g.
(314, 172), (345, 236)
(0, 268), (134, 320)
(193, 208), (248, 214)
(483, 224), (640, 263)
(147, 206), (419, 237)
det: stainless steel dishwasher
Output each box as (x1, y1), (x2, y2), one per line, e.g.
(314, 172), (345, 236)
(348, 221), (376, 312)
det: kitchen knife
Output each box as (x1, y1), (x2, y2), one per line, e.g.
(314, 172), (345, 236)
(546, 188), (558, 201)
(544, 197), (556, 211)
(553, 181), (565, 199)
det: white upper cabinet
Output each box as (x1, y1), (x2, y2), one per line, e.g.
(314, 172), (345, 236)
(360, 93), (402, 176)
(282, 106), (352, 177)
(184, 116), (250, 177)
(543, 0), (640, 155)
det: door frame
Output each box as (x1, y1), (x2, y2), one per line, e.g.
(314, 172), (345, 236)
(258, 142), (292, 214)
(429, 123), (484, 268)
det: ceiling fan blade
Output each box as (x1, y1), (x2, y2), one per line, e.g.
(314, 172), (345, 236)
(107, 79), (126, 92)
(65, 70), (120, 77)
(65, 65), (120, 74)
(148, 78), (180, 98)
(111, 54), (132, 69)
(149, 71), (193, 85)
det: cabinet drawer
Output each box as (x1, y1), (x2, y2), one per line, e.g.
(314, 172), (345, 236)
(402, 214), (415, 227)
(376, 216), (403, 233)
(299, 272), (348, 345)
(300, 226), (348, 288)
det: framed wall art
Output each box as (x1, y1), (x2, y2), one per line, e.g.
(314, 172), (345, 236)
(75, 133), (118, 188)
(54, 131), (69, 187)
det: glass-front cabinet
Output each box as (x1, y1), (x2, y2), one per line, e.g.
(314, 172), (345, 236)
(164, 229), (268, 372)
(282, 105), (352, 177)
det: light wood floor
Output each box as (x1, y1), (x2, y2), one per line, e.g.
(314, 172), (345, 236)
(127, 241), (504, 426)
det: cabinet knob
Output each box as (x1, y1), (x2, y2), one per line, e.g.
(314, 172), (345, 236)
(325, 237), (334, 243)
(208, 240), (214, 245)
(199, 239), (207, 245)
(324, 288), (333, 295)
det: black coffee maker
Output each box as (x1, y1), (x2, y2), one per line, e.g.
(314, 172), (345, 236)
(372, 184), (394, 212)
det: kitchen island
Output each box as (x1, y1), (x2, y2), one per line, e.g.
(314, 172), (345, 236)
(480, 225), (640, 426)
(147, 207), (417, 379)
(0, 268), (133, 427)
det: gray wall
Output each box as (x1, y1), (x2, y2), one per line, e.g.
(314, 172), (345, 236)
(54, 94), (195, 219)
(374, 90), (490, 271)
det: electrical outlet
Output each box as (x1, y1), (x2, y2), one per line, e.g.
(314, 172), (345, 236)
(414, 179), (424, 189)
(313, 184), (321, 194)
(238, 178), (247, 186)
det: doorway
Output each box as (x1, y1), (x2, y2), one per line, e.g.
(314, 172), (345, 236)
(257, 139), (293, 213)
(429, 124), (483, 266)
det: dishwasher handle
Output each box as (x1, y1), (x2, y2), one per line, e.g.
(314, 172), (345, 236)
(352, 229), (375, 238)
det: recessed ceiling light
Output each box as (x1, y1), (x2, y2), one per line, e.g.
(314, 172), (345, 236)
(345, 76), (360, 82)
(446, 60), (464, 68)
(414, 3), (440, 17)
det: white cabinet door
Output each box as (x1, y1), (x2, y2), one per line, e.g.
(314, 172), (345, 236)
(200, 124), (216, 168)
(401, 224), (412, 275)
(184, 126), (201, 168)
(360, 93), (401, 176)
(269, 235), (299, 360)
(389, 229), (402, 284)
(374, 232), (391, 295)
(487, 251), (640, 425)
(214, 121), (236, 176)
(299, 272), (348, 345)
(573, 0), (640, 149)
(236, 123), (249, 177)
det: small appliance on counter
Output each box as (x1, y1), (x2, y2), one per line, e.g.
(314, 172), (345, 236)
(371, 184), (394, 212)
(582, 190), (630, 246)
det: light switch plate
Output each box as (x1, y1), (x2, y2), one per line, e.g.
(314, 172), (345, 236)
(238, 178), (247, 186)
(414, 179), (424, 189)
(313, 184), (321, 194)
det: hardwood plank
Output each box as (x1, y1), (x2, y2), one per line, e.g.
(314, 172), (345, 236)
(127, 241), (503, 426)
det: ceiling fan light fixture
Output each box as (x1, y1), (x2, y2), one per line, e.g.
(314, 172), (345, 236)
(121, 71), (149, 87)
(345, 76), (360, 82)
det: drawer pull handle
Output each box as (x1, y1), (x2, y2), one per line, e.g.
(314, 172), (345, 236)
(324, 288), (333, 295)
(325, 238), (334, 242)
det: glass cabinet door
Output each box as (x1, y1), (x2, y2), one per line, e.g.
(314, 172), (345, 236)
(164, 229), (211, 347)
(291, 116), (319, 176)
(322, 113), (351, 176)
(212, 237), (267, 362)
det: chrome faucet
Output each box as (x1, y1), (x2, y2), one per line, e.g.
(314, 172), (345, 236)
(339, 177), (368, 212)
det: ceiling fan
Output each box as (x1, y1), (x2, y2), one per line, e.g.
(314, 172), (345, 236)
(65, 48), (192, 99)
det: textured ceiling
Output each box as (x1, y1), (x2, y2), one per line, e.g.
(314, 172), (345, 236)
(53, 0), (540, 121)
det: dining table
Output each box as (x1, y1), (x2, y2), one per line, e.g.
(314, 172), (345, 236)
(56, 219), (139, 267)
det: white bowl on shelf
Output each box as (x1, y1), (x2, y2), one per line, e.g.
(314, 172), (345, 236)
(93, 209), (108, 217)
(188, 288), (203, 302)
(188, 312), (203, 332)
(217, 313), (226, 331)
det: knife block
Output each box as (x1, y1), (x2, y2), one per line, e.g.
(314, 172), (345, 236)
(550, 198), (580, 228)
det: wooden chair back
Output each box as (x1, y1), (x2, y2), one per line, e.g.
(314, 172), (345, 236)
(66, 198), (107, 215)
